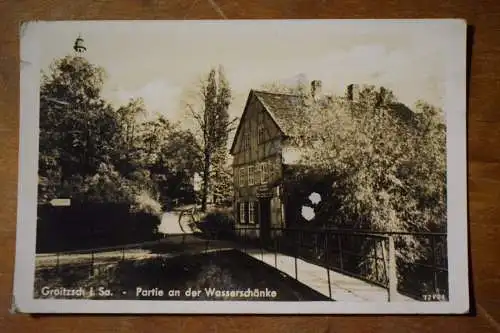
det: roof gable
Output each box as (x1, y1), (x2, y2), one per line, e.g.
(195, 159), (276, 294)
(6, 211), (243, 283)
(229, 90), (255, 155)
(229, 89), (328, 155)
(229, 87), (420, 156)
(230, 90), (296, 155)
(253, 90), (305, 136)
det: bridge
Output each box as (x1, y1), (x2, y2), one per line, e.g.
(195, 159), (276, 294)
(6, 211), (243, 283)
(36, 211), (448, 302)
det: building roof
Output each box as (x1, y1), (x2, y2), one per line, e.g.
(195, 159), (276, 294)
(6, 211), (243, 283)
(252, 90), (305, 136)
(229, 89), (307, 155)
(229, 87), (425, 157)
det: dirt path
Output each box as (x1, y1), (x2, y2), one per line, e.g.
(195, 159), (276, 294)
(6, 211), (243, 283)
(157, 206), (200, 235)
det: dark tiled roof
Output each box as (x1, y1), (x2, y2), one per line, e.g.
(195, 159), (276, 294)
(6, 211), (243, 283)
(252, 90), (306, 136)
(230, 88), (422, 155)
(387, 102), (416, 124)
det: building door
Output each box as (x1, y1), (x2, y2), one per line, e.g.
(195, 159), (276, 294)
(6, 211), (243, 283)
(259, 198), (271, 245)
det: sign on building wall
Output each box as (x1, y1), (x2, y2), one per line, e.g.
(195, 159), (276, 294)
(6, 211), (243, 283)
(256, 184), (272, 198)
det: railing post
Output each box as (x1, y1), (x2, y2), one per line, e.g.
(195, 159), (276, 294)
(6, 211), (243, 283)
(314, 233), (318, 258)
(431, 235), (438, 294)
(56, 252), (60, 272)
(387, 235), (398, 302)
(337, 235), (344, 271)
(260, 236), (264, 261)
(244, 228), (247, 254)
(294, 231), (298, 280)
(274, 236), (278, 268)
(299, 230), (303, 259)
(90, 250), (94, 277)
(374, 239), (379, 283)
(122, 247), (125, 261)
(325, 232), (332, 300)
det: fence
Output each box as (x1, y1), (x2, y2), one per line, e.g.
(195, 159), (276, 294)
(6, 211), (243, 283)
(35, 227), (448, 302)
(35, 234), (222, 277)
(230, 226), (448, 301)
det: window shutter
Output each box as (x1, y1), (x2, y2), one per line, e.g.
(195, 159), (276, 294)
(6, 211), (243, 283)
(254, 202), (259, 225)
(237, 202), (241, 224)
(244, 202), (249, 224)
(239, 202), (245, 224)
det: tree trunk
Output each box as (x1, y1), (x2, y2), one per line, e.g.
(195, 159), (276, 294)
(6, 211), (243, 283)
(201, 150), (210, 212)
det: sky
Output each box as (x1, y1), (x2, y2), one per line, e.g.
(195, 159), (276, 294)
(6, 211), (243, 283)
(31, 20), (461, 129)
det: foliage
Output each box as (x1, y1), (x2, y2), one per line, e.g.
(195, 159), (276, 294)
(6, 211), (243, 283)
(36, 55), (157, 225)
(261, 74), (311, 97)
(278, 84), (446, 284)
(210, 154), (234, 206)
(38, 53), (204, 212)
(38, 51), (223, 246)
(185, 66), (237, 210)
(78, 163), (137, 203)
(39, 56), (119, 189)
(113, 98), (147, 176)
(197, 207), (235, 239)
(136, 116), (202, 207)
(131, 191), (163, 217)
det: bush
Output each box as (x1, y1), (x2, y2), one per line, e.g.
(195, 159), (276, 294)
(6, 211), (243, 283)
(131, 190), (163, 217)
(197, 207), (235, 239)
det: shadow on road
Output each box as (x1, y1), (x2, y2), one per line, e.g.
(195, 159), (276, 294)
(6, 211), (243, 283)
(35, 249), (332, 301)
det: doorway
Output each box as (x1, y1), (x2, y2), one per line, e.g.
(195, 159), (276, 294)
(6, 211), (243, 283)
(259, 198), (271, 245)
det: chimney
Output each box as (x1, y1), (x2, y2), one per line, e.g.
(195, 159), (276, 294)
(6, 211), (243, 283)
(346, 84), (360, 102)
(311, 80), (323, 100)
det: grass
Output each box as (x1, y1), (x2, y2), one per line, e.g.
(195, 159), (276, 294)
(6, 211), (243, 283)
(34, 249), (330, 301)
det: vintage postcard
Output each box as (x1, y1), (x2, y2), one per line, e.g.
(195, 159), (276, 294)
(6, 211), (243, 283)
(14, 19), (468, 314)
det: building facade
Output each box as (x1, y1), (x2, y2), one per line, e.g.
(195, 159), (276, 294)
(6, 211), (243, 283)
(229, 83), (420, 242)
(229, 89), (308, 241)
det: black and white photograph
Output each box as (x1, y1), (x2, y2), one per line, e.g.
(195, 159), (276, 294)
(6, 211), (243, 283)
(14, 19), (468, 314)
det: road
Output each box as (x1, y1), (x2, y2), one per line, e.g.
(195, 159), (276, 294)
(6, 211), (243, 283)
(157, 206), (196, 235)
(158, 211), (184, 234)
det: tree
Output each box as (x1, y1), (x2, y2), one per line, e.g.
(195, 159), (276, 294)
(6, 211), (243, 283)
(114, 98), (147, 176)
(159, 126), (202, 206)
(133, 115), (202, 207)
(276, 84), (446, 289)
(38, 54), (163, 212)
(185, 66), (237, 211)
(285, 85), (446, 232)
(37, 51), (169, 244)
(261, 79), (310, 97)
(39, 55), (118, 201)
(210, 157), (234, 206)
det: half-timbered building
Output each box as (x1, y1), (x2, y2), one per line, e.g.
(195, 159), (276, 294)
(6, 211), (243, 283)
(229, 81), (416, 242)
(229, 85), (317, 242)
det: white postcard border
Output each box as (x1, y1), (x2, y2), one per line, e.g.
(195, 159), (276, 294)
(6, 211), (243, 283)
(14, 19), (469, 314)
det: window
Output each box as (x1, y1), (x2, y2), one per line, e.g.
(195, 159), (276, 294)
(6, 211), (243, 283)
(239, 202), (246, 224)
(239, 167), (246, 186)
(248, 165), (255, 186)
(249, 201), (256, 224)
(261, 162), (268, 184)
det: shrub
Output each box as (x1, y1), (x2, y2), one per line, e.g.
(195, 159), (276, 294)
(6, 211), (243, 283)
(197, 207), (235, 239)
(131, 190), (163, 217)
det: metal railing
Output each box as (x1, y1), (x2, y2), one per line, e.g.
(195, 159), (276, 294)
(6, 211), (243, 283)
(35, 234), (224, 277)
(227, 226), (448, 301)
(35, 226), (448, 302)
